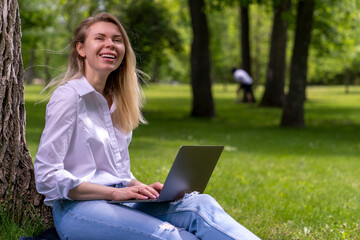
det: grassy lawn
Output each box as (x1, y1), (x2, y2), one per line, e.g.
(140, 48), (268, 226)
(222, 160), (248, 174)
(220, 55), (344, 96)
(15, 83), (360, 239)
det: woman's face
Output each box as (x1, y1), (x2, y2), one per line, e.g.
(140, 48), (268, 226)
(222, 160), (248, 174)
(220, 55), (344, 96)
(77, 21), (125, 78)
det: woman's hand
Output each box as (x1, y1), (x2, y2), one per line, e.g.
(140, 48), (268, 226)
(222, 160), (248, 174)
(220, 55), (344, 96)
(125, 179), (163, 200)
(109, 185), (152, 201)
(149, 182), (163, 193)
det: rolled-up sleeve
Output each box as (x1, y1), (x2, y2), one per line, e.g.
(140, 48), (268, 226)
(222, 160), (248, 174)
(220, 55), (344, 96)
(34, 85), (82, 205)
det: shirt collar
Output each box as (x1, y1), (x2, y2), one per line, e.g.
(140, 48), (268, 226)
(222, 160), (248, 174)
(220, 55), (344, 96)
(67, 75), (96, 97)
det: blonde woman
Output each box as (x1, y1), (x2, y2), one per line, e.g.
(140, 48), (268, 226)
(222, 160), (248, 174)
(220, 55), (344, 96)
(34, 13), (260, 240)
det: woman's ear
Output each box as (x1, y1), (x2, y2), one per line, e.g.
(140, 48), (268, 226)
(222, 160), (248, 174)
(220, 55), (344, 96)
(76, 42), (86, 58)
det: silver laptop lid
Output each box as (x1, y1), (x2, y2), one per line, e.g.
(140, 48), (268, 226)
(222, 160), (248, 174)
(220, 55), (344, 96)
(108, 145), (223, 204)
(158, 145), (224, 202)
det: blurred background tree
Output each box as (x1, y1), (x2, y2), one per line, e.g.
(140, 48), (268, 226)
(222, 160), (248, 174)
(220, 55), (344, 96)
(188, 0), (215, 118)
(113, 0), (183, 82)
(18, 0), (360, 125)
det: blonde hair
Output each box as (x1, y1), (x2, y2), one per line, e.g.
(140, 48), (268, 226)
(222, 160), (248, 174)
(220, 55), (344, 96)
(42, 12), (146, 133)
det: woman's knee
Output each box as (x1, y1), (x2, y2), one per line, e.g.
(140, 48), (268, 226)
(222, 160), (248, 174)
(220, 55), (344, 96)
(178, 193), (224, 213)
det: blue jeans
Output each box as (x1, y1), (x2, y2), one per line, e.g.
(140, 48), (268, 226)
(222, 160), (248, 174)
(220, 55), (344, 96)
(53, 193), (260, 240)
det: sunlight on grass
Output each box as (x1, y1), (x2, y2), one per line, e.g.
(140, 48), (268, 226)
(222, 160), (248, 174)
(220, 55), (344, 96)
(23, 83), (360, 240)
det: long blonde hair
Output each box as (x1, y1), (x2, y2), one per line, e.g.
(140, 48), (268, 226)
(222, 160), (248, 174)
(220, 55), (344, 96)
(43, 12), (146, 133)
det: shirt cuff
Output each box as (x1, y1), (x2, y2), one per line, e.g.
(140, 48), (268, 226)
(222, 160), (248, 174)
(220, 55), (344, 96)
(56, 170), (83, 200)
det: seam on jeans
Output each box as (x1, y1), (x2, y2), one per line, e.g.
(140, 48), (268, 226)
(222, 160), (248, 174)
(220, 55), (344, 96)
(61, 200), (77, 209)
(60, 204), (168, 240)
(156, 209), (237, 240)
(53, 201), (69, 240)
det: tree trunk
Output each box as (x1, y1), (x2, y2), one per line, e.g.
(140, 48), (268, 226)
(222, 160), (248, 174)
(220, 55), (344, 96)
(240, 3), (251, 76)
(150, 58), (160, 83)
(239, 3), (253, 103)
(252, 6), (261, 88)
(281, 0), (315, 128)
(188, 0), (215, 118)
(0, 0), (52, 225)
(260, 0), (291, 107)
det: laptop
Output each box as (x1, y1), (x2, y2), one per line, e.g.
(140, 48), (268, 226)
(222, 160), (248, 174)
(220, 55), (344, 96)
(108, 145), (224, 203)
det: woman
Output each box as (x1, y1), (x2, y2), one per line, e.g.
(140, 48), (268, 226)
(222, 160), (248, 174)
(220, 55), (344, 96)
(34, 12), (261, 240)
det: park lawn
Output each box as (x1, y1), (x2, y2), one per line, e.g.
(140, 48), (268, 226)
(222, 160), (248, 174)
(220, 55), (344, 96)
(19, 83), (360, 239)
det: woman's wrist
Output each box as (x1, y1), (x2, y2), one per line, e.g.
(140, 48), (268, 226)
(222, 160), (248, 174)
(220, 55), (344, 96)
(128, 179), (143, 187)
(108, 187), (119, 201)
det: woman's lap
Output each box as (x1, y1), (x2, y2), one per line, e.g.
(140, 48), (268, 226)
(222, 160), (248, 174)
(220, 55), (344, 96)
(53, 199), (197, 240)
(53, 193), (260, 240)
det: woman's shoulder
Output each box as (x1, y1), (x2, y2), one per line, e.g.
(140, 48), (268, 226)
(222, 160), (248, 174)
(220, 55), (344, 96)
(51, 83), (78, 101)
(51, 76), (91, 100)
(48, 80), (81, 109)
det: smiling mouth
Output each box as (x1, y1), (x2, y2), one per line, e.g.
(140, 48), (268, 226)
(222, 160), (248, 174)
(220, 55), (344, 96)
(100, 54), (116, 59)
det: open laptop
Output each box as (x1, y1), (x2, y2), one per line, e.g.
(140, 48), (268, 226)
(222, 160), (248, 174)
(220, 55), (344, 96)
(108, 145), (224, 203)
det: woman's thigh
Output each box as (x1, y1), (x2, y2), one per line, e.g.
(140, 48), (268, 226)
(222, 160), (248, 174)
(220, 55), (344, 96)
(129, 193), (260, 240)
(53, 199), (198, 240)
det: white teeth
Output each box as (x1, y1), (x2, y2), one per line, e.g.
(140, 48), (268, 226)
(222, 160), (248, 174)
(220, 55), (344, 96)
(101, 54), (116, 59)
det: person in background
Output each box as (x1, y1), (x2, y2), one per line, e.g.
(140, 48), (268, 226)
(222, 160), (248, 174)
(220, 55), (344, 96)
(34, 12), (261, 240)
(232, 68), (255, 104)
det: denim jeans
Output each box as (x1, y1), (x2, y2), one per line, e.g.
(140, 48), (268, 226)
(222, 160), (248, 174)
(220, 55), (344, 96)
(53, 193), (260, 240)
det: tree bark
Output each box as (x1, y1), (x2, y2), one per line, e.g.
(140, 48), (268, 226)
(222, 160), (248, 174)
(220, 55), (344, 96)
(281, 0), (315, 128)
(150, 58), (160, 83)
(240, 3), (251, 76)
(188, 0), (215, 118)
(238, 3), (254, 103)
(260, 0), (291, 107)
(0, 0), (52, 225)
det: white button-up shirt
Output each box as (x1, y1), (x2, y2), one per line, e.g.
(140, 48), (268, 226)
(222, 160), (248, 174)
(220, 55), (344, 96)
(34, 76), (135, 206)
(233, 69), (253, 85)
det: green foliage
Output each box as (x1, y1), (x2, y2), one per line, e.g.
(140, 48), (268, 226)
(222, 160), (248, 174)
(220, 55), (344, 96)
(18, 0), (360, 86)
(17, 84), (360, 239)
(208, 6), (240, 84)
(19, 0), (60, 82)
(309, 0), (360, 84)
(109, 0), (183, 81)
(207, 1), (272, 85)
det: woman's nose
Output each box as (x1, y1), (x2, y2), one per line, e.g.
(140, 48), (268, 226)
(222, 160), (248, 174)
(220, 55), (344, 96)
(104, 38), (114, 48)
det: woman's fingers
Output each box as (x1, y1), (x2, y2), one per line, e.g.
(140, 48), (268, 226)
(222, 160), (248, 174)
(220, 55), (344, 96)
(136, 186), (159, 199)
(149, 182), (163, 192)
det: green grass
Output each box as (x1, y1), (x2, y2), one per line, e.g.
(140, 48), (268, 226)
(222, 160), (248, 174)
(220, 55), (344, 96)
(19, 83), (360, 239)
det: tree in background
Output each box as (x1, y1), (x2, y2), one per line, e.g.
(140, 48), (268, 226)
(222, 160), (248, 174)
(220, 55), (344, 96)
(260, 0), (291, 107)
(188, 0), (215, 118)
(116, 0), (182, 82)
(0, 0), (52, 225)
(281, 0), (315, 128)
(308, 0), (360, 86)
(239, 0), (252, 78)
(207, 0), (271, 90)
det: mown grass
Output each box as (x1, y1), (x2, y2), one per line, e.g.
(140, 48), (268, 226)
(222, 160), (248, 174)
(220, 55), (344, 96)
(14, 83), (360, 239)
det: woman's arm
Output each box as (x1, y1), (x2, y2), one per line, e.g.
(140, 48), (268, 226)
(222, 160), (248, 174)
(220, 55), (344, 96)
(68, 181), (163, 201)
(35, 86), (81, 203)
